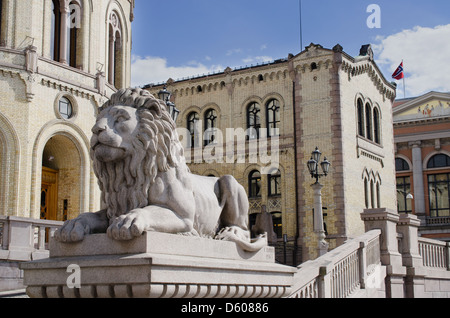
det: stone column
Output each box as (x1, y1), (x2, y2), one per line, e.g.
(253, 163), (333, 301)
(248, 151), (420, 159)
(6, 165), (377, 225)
(108, 34), (115, 85)
(397, 213), (426, 298)
(361, 208), (406, 298)
(409, 141), (426, 220)
(312, 182), (329, 257)
(59, 5), (69, 64)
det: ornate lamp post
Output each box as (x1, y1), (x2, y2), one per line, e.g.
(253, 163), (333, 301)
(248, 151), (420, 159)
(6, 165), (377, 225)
(307, 147), (331, 257)
(158, 85), (180, 122)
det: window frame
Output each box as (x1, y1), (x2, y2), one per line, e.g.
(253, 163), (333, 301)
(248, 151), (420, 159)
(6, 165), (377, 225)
(248, 170), (262, 198)
(58, 97), (73, 120)
(266, 99), (280, 137)
(204, 109), (218, 146)
(427, 173), (450, 217)
(187, 112), (200, 148)
(268, 169), (281, 197)
(247, 102), (261, 140)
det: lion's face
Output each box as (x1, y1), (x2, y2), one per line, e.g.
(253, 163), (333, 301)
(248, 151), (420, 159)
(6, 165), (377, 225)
(91, 105), (140, 163)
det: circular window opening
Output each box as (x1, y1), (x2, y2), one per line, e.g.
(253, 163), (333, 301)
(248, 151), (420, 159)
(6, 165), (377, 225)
(59, 97), (73, 120)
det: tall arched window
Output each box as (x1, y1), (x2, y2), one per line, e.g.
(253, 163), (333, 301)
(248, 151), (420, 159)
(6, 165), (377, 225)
(67, 1), (82, 68)
(357, 99), (365, 137)
(365, 104), (372, 141)
(51, 0), (82, 67)
(373, 107), (380, 144)
(51, 0), (61, 61)
(396, 158), (412, 213)
(370, 180), (375, 208)
(266, 99), (280, 137)
(247, 102), (261, 140)
(268, 169), (281, 197)
(187, 112), (200, 148)
(248, 170), (261, 198)
(204, 109), (217, 146)
(364, 178), (369, 209)
(108, 11), (123, 88)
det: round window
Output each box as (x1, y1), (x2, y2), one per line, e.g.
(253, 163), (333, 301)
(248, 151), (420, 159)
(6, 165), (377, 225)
(58, 97), (73, 120)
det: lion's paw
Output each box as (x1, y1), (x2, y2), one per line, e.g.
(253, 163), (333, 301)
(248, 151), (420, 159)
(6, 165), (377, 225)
(107, 210), (147, 241)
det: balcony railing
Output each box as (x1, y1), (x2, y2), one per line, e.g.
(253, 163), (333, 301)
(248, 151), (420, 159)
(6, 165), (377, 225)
(426, 216), (450, 226)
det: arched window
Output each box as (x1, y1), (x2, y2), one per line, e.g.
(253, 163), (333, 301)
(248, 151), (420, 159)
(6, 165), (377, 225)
(108, 11), (123, 88)
(267, 99), (280, 137)
(187, 112), (200, 148)
(67, 1), (82, 68)
(51, 0), (61, 61)
(248, 170), (261, 198)
(427, 154), (450, 169)
(204, 109), (217, 146)
(268, 169), (281, 197)
(397, 176), (412, 213)
(395, 158), (410, 171)
(357, 99), (365, 137)
(370, 180), (375, 208)
(51, 0), (82, 67)
(247, 102), (261, 140)
(365, 104), (372, 141)
(364, 178), (369, 209)
(373, 107), (380, 144)
(376, 182), (381, 208)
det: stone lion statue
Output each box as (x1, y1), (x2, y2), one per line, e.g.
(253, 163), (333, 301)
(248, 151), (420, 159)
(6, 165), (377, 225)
(54, 88), (267, 252)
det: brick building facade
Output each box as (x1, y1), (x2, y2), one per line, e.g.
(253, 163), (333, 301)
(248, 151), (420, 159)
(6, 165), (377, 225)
(0, 0), (134, 221)
(394, 91), (450, 241)
(145, 43), (398, 262)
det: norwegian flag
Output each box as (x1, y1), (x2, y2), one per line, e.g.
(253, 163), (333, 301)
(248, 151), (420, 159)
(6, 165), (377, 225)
(392, 62), (404, 80)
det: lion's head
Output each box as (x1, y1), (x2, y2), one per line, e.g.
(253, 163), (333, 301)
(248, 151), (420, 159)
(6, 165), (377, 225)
(91, 88), (186, 219)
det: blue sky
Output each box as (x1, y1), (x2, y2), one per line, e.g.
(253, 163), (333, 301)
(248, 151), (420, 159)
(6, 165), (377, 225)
(131, 0), (450, 97)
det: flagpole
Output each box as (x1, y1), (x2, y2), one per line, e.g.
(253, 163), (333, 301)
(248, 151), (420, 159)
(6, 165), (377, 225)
(402, 60), (406, 98)
(299, 0), (303, 51)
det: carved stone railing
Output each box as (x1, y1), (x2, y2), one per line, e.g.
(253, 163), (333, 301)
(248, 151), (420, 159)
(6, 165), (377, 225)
(418, 237), (450, 270)
(0, 216), (63, 261)
(289, 230), (382, 298)
(426, 216), (450, 226)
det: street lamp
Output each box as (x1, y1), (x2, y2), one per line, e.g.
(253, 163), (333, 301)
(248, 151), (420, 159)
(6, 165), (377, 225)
(307, 147), (331, 183)
(307, 147), (331, 257)
(158, 85), (180, 122)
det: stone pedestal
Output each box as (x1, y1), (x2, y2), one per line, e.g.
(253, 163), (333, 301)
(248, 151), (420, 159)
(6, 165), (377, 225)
(21, 232), (296, 298)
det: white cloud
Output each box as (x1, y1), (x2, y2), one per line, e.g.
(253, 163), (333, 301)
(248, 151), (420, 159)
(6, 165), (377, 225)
(131, 55), (223, 87)
(226, 48), (242, 56)
(242, 56), (273, 65)
(373, 24), (450, 96)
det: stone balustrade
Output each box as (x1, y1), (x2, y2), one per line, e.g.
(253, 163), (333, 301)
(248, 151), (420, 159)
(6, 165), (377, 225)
(289, 230), (383, 298)
(0, 216), (63, 261)
(418, 237), (450, 270)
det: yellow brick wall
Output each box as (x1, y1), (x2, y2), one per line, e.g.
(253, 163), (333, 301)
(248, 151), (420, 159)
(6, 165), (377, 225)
(0, 0), (133, 219)
(146, 44), (397, 261)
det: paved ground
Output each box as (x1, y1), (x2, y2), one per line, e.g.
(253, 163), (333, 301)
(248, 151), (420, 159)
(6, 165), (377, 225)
(0, 289), (28, 298)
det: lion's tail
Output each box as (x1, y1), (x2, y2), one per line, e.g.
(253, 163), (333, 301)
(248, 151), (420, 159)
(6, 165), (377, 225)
(232, 234), (268, 253)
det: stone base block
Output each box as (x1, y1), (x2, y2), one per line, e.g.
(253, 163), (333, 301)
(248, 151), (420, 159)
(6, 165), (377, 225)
(21, 232), (296, 298)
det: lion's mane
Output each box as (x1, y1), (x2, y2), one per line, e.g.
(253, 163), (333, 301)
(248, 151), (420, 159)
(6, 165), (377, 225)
(92, 88), (186, 219)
